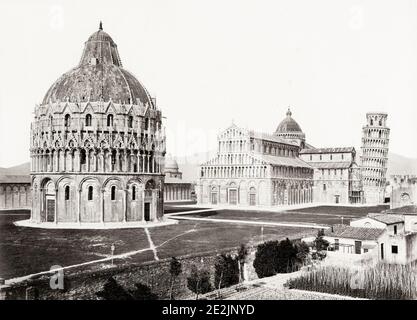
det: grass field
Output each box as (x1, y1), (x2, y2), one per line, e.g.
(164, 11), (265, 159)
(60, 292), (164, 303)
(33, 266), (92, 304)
(178, 205), (389, 226)
(0, 209), (315, 280)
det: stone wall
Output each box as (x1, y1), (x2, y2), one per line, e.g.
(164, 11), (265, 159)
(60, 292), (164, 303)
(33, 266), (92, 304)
(1, 245), (259, 300)
(0, 183), (31, 210)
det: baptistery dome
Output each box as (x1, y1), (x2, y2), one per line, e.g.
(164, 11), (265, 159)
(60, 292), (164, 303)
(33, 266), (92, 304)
(43, 23), (153, 106)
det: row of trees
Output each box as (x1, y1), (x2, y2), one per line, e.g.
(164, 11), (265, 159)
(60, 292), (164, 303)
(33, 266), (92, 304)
(186, 244), (249, 299)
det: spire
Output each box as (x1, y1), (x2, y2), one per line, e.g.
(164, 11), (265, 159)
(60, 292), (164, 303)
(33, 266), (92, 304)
(99, 21), (103, 30)
(286, 107), (292, 117)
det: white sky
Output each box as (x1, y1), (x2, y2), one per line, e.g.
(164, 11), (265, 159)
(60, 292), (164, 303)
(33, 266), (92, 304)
(1, 0), (417, 167)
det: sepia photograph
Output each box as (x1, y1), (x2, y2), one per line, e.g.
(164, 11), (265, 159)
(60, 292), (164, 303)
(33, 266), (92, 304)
(1, 0), (417, 314)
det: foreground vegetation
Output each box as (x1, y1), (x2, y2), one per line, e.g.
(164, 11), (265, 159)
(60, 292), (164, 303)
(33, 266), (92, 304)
(286, 263), (417, 300)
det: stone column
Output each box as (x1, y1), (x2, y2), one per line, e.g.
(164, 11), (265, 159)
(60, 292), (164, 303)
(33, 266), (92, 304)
(74, 149), (80, 172)
(123, 151), (128, 172)
(54, 188), (58, 224)
(123, 189), (127, 222)
(146, 155), (150, 173)
(100, 189), (105, 223)
(77, 188), (81, 224)
(86, 149), (90, 172)
(115, 150), (120, 172)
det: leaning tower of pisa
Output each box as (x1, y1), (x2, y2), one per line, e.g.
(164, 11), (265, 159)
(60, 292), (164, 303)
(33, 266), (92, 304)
(360, 112), (390, 204)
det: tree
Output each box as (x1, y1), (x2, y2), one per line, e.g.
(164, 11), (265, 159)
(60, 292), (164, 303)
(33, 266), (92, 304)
(276, 238), (299, 273)
(237, 244), (249, 283)
(96, 277), (133, 300)
(253, 241), (280, 278)
(214, 254), (239, 291)
(313, 229), (330, 252)
(169, 257), (182, 300)
(295, 240), (311, 266)
(187, 265), (212, 300)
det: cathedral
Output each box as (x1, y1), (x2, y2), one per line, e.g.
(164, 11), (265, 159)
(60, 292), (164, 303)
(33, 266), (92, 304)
(29, 23), (166, 226)
(198, 111), (315, 206)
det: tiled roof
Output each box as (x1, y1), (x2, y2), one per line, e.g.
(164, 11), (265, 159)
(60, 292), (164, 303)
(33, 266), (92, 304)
(251, 154), (312, 169)
(325, 224), (385, 241)
(248, 131), (298, 146)
(367, 213), (404, 224)
(384, 205), (417, 215)
(300, 147), (355, 154)
(0, 175), (31, 184)
(307, 161), (352, 169)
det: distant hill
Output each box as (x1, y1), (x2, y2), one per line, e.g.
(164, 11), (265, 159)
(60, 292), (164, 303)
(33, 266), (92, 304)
(386, 152), (417, 176)
(0, 162), (30, 175)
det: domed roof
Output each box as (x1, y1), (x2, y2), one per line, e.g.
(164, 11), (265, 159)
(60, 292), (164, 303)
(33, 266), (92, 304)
(275, 108), (303, 134)
(42, 22), (154, 106)
(165, 156), (179, 172)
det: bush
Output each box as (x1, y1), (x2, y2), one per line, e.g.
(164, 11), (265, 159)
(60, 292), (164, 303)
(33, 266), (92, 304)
(96, 277), (158, 300)
(253, 241), (280, 278)
(214, 254), (239, 289)
(96, 277), (133, 300)
(130, 283), (159, 300)
(187, 265), (212, 299)
(276, 238), (299, 273)
(254, 238), (309, 278)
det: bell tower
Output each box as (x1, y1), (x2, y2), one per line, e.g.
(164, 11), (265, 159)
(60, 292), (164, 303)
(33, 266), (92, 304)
(360, 112), (390, 204)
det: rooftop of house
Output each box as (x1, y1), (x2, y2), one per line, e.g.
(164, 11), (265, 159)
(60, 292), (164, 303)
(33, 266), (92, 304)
(325, 224), (385, 241)
(367, 213), (405, 225)
(384, 205), (417, 215)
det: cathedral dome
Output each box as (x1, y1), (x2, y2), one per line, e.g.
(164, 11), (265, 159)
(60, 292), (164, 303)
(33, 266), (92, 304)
(275, 108), (303, 134)
(42, 23), (153, 106)
(164, 156), (179, 173)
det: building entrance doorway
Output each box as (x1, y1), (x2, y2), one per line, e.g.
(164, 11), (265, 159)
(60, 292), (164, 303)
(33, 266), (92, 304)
(335, 195), (340, 204)
(249, 187), (256, 206)
(211, 192), (218, 204)
(46, 198), (55, 222)
(42, 180), (55, 223)
(144, 202), (150, 221)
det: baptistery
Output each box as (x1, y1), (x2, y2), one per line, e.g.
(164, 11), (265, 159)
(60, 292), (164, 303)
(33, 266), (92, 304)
(29, 23), (166, 227)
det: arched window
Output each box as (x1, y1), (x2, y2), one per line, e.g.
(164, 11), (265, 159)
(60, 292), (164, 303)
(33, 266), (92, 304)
(80, 149), (86, 165)
(379, 120), (382, 126)
(132, 186), (136, 201)
(107, 114), (114, 127)
(128, 116), (133, 128)
(65, 185), (70, 200)
(64, 114), (71, 127)
(86, 114), (92, 126)
(111, 186), (116, 200)
(88, 186), (93, 201)
(370, 119), (373, 125)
